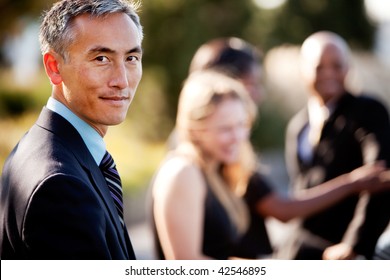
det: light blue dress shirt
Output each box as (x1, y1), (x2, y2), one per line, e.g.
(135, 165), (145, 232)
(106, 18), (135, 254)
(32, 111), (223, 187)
(46, 97), (106, 165)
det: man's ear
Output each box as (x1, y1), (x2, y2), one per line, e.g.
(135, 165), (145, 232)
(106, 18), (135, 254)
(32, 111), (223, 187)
(43, 52), (63, 85)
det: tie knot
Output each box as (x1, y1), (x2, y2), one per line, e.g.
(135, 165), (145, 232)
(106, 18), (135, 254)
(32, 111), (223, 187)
(100, 151), (115, 170)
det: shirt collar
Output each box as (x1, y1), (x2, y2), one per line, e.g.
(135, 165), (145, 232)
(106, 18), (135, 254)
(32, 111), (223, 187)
(46, 97), (106, 165)
(307, 97), (334, 126)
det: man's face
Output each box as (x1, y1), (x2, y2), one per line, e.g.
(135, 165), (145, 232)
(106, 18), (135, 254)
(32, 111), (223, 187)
(54, 12), (142, 135)
(301, 43), (348, 103)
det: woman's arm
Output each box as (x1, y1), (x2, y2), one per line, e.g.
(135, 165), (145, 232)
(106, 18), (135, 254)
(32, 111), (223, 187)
(153, 157), (211, 260)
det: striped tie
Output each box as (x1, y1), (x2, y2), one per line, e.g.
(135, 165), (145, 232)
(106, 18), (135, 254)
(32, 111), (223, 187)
(99, 151), (124, 227)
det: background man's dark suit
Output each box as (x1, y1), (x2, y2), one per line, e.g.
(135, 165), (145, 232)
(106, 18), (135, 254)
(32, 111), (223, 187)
(285, 92), (390, 259)
(0, 108), (135, 259)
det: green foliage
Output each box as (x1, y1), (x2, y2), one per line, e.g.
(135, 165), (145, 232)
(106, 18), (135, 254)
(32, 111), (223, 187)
(141, 0), (255, 124)
(0, 90), (37, 117)
(0, 69), (51, 115)
(260, 0), (375, 50)
(251, 103), (288, 150)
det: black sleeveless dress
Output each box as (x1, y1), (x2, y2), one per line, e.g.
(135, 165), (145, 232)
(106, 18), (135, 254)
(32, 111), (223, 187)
(151, 170), (273, 259)
(233, 172), (273, 258)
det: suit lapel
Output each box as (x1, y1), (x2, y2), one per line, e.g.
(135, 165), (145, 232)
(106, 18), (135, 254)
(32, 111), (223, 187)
(314, 93), (354, 153)
(35, 107), (131, 258)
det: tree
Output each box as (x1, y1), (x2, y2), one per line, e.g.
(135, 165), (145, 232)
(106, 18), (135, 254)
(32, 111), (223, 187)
(140, 0), (255, 121)
(258, 0), (375, 50)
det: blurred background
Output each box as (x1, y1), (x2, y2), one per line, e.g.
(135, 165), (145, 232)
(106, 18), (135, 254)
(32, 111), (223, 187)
(1, 0), (390, 259)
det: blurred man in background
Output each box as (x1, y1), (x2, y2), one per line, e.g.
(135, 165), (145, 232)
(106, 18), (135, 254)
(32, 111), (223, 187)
(284, 31), (390, 259)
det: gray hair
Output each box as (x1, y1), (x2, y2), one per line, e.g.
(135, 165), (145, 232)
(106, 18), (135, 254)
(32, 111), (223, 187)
(300, 31), (350, 66)
(39, 0), (143, 59)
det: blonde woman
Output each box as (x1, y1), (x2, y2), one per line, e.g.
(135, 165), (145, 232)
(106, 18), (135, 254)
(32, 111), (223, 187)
(151, 70), (389, 260)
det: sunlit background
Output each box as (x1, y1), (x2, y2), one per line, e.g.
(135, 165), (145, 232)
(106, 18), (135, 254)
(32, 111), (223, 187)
(1, 0), (390, 259)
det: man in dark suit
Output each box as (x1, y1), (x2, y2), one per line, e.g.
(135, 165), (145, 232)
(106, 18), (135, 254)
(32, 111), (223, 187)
(284, 31), (390, 259)
(0, 0), (143, 259)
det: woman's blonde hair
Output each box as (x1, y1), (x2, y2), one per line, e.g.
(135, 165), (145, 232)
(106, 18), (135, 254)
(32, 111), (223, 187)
(176, 69), (258, 235)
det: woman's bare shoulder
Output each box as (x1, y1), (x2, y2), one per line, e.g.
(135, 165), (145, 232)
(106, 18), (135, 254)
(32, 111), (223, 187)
(153, 155), (205, 197)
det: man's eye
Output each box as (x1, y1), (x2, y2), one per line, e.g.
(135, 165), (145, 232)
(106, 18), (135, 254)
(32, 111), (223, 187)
(127, 56), (140, 62)
(96, 56), (109, 62)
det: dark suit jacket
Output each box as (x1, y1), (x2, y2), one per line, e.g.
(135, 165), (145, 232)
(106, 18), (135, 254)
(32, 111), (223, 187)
(0, 107), (136, 259)
(285, 92), (390, 259)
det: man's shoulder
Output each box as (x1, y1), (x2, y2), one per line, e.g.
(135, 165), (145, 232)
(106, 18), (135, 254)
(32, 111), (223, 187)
(333, 93), (390, 138)
(345, 93), (387, 110)
(3, 122), (85, 185)
(0, 124), (89, 218)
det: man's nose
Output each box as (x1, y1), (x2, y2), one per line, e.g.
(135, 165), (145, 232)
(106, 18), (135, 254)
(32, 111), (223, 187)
(110, 62), (129, 89)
